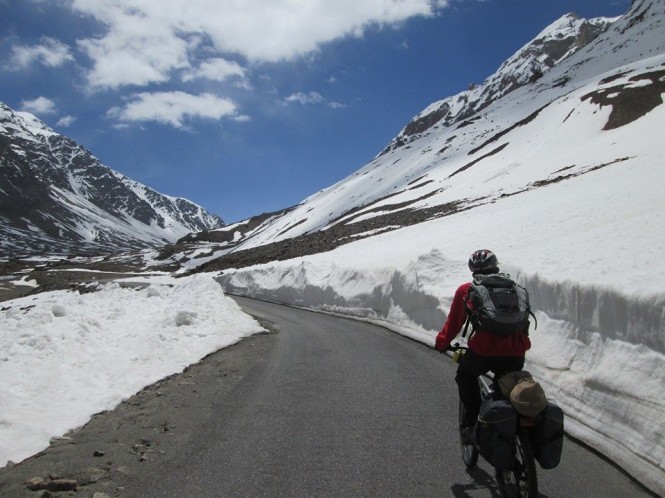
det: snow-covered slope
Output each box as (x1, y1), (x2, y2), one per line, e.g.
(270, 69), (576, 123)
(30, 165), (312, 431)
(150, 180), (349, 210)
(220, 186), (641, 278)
(0, 104), (224, 257)
(199, 1), (661, 255)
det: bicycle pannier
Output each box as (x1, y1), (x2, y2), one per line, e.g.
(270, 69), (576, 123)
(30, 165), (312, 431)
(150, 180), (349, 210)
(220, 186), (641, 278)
(477, 397), (517, 469)
(530, 402), (564, 469)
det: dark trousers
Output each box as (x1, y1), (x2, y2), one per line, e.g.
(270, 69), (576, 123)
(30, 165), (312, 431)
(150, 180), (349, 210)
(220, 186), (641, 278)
(456, 350), (525, 426)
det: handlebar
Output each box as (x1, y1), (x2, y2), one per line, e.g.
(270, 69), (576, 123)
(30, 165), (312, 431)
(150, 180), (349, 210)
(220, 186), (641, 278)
(447, 343), (468, 363)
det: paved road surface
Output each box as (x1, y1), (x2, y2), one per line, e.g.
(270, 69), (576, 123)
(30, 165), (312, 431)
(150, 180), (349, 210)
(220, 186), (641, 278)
(122, 297), (652, 497)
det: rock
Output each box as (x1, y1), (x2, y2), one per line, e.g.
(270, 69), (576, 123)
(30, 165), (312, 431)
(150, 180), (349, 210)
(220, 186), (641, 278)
(114, 466), (130, 476)
(81, 467), (105, 484)
(24, 476), (45, 490)
(49, 435), (76, 446)
(44, 479), (78, 491)
(93, 493), (112, 498)
(93, 450), (105, 457)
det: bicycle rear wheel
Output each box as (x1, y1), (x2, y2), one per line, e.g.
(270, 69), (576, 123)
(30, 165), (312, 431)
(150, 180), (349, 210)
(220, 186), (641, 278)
(458, 398), (479, 468)
(496, 430), (538, 498)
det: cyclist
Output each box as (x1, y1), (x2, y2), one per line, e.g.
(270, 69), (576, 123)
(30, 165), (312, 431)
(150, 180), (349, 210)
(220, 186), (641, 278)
(435, 249), (531, 438)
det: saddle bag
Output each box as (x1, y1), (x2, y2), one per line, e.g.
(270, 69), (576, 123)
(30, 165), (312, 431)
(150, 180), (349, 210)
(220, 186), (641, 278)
(530, 402), (565, 469)
(477, 397), (518, 469)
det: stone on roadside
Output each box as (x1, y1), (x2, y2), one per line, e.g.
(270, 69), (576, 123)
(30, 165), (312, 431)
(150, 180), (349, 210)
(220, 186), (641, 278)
(24, 476), (45, 490)
(44, 478), (78, 491)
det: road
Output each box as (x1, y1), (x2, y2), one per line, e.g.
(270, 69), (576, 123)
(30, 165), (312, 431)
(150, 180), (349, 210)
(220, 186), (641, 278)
(122, 297), (651, 497)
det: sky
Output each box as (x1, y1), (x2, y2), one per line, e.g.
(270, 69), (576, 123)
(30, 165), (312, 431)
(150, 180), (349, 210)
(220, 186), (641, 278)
(0, 0), (631, 223)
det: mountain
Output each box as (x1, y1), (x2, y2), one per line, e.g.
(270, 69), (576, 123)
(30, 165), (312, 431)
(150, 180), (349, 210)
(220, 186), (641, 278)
(380, 13), (613, 154)
(166, 0), (664, 272)
(0, 103), (224, 257)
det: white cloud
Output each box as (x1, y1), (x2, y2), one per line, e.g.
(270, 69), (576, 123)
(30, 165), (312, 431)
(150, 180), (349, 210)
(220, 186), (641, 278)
(284, 91), (345, 108)
(76, 18), (190, 89)
(20, 97), (57, 115)
(10, 37), (74, 69)
(68, 0), (447, 89)
(56, 115), (77, 127)
(108, 91), (239, 128)
(182, 58), (246, 83)
(285, 91), (326, 105)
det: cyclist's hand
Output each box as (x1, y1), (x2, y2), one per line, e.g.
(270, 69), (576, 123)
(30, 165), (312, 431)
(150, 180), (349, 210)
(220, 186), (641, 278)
(450, 345), (465, 363)
(447, 342), (458, 352)
(447, 342), (463, 352)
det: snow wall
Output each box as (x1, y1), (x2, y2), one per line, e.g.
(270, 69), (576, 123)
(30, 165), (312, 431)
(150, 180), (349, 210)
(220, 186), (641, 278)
(216, 250), (665, 496)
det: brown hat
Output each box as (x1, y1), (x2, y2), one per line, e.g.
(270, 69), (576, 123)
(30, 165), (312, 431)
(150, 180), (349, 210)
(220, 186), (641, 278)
(498, 371), (534, 398)
(509, 377), (548, 418)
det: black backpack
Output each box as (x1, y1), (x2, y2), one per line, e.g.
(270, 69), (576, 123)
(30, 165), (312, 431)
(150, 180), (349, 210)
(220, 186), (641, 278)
(463, 274), (536, 336)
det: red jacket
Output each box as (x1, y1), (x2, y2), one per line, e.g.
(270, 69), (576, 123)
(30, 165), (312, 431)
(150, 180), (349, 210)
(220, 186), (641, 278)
(435, 282), (531, 356)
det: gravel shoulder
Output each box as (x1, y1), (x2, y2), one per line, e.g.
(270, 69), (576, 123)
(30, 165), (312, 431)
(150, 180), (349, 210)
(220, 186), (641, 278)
(0, 330), (277, 498)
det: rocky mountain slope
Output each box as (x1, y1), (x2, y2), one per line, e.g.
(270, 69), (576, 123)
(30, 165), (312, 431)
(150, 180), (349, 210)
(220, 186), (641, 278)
(381, 13), (613, 154)
(0, 104), (224, 257)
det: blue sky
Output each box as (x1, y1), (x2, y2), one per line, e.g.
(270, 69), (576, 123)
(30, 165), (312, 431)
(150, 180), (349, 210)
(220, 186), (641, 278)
(1, 0), (630, 223)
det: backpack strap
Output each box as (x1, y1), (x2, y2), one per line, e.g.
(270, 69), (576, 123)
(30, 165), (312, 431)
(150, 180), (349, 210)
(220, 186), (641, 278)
(462, 287), (476, 339)
(461, 312), (472, 338)
(528, 309), (538, 331)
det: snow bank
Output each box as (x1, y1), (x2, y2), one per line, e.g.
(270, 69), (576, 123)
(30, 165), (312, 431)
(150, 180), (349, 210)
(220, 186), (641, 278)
(521, 275), (665, 496)
(0, 274), (265, 466)
(217, 248), (665, 495)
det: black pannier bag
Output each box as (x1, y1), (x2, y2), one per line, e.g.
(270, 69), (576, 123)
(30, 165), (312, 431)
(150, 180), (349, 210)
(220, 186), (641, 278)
(477, 396), (518, 469)
(530, 402), (565, 469)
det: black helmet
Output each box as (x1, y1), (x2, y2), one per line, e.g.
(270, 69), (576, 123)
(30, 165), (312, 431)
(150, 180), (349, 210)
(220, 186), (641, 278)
(468, 249), (499, 274)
